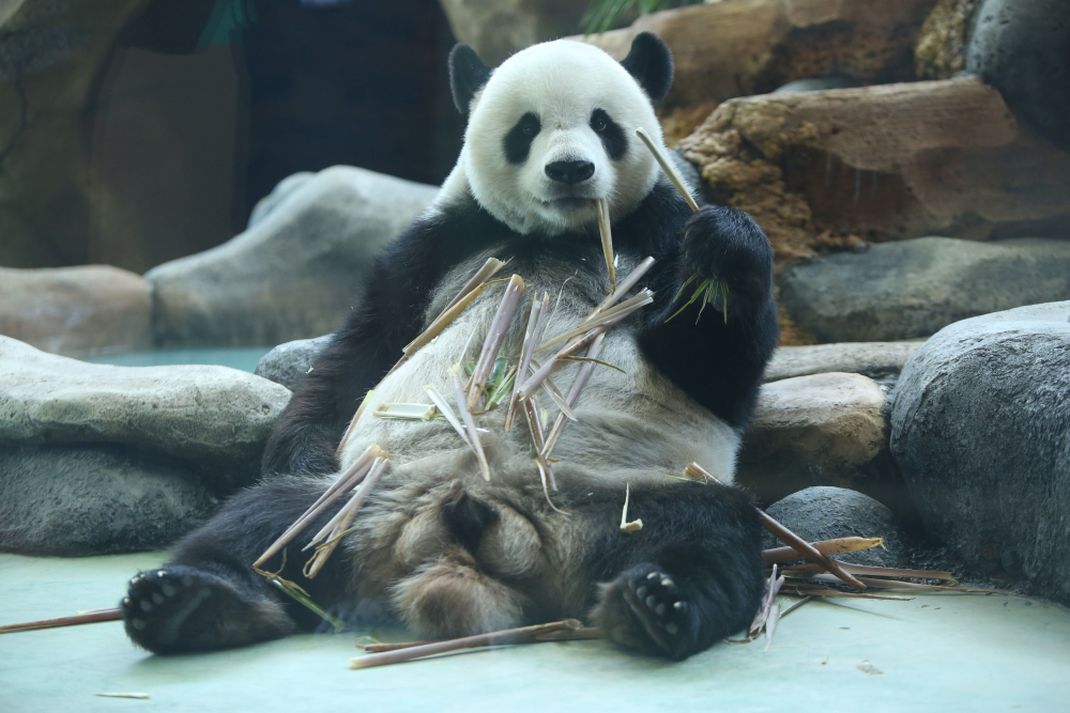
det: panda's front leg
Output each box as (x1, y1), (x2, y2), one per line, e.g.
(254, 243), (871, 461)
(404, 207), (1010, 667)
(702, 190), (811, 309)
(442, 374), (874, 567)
(639, 204), (779, 428)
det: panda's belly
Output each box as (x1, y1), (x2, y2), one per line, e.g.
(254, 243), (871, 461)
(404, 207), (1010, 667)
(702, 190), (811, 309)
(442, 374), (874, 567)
(336, 251), (740, 490)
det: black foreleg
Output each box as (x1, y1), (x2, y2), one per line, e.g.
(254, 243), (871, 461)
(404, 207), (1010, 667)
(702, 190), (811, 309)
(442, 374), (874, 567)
(122, 476), (351, 654)
(585, 482), (765, 660)
(640, 204), (778, 429)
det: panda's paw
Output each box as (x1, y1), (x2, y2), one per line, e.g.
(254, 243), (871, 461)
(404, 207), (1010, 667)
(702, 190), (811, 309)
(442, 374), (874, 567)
(681, 205), (772, 295)
(122, 565), (246, 654)
(592, 563), (702, 660)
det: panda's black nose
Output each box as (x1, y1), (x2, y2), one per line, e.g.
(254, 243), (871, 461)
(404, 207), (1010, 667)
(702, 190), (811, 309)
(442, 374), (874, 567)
(545, 160), (595, 185)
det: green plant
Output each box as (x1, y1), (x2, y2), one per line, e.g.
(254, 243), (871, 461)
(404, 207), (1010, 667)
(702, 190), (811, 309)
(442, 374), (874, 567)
(582, 0), (702, 34)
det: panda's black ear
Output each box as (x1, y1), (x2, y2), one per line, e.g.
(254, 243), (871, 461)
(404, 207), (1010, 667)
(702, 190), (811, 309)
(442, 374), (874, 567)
(449, 44), (492, 114)
(620, 32), (673, 102)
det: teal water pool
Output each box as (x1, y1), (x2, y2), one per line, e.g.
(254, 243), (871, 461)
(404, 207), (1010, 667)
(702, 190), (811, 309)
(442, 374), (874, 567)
(87, 347), (274, 373)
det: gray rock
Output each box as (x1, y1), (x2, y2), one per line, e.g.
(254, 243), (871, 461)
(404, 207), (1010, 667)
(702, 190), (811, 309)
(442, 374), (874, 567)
(0, 336), (291, 479)
(762, 486), (909, 568)
(440, 0), (589, 65)
(0, 445), (217, 556)
(891, 301), (1070, 603)
(764, 341), (922, 382)
(772, 75), (863, 94)
(247, 171), (315, 228)
(967, 0), (1070, 151)
(0, 265), (152, 357)
(147, 166), (438, 346)
(780, 237), (1070, 342)
(738, 373), (893, 503)
(255, 334), (333, 391)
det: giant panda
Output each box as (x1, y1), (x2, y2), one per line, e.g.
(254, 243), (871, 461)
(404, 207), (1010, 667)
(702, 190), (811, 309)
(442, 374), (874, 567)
(121, 32), (779, 661)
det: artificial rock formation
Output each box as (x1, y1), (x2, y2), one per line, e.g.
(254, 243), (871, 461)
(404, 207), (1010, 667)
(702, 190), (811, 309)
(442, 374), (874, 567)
(0, 264), (152, 356)
(678, 76), (1070, 268)
(581, 0), (936, 108)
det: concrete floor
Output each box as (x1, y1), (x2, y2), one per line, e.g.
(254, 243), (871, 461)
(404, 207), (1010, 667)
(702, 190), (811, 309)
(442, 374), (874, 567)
(2, 552), (1069, 713)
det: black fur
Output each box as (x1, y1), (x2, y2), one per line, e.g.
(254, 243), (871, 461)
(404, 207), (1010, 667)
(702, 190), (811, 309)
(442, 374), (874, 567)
(504, 112), (541, 164)
(620, 32), (674, 102)
(591, 108), (627, 160)
(449, 43), (492, 114)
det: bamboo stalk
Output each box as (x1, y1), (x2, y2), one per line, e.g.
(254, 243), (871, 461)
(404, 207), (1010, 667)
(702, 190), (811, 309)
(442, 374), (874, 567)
(356, 624), (601, 654)
(0, 608), (122, 635)
(596, 198), (616, 290)
(252, 445), (384, 569)
(542, 332), (606, 459)
(506, 293), (549, 430)
(424, 384), (472, 447)
(350, 620), (586, 669)
(302, 456), (390, 578)
(537, 288), (653, 353)
(441, 257), (508, 314)
(452, 365), (490, 481)
(618, 482), (643, 533)
(684, 463), (866, 590)
(467, 274), (526, 409)
(762, 536), (885, 565)
(635, 127), (699, 213)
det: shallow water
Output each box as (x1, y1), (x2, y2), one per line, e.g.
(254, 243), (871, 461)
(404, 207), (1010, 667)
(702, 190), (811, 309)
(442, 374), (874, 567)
(87, 347), (274, 373)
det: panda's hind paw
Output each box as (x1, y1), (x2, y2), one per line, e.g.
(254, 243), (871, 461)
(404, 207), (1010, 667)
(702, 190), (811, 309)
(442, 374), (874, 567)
(592, 563), (701, 660)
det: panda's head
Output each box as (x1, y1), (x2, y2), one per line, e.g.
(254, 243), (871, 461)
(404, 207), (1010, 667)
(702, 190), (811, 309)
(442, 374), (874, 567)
(444, 33), (674, 236)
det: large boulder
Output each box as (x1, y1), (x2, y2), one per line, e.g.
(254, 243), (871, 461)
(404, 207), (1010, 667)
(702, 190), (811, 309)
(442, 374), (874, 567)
(966, 0), (1070, 151)
(255, 334), (333, 391)
(0, 265), (152, 357)
(890, 301), (1070, 603)
(0, 336), (291, 480)
(763, 486), (910, 568)
(146, 166), (438, 346)
(738, 372), (893, 504)
(779, 237), (1070, 342)
(678, 77), (1070, 275)
(440, 0), (588, 65)
(0, 445), (217, 556)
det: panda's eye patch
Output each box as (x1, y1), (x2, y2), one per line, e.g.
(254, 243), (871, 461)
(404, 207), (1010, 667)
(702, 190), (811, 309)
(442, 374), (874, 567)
(504, 112), (541, 164)
(591, 109), (626, 161)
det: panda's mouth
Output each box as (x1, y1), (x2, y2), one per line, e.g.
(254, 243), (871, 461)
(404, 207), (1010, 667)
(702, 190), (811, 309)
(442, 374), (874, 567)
(540, 197), (595, 211)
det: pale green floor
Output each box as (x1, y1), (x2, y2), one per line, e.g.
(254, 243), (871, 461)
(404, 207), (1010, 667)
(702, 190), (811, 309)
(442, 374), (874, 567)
(87, 347), (273, 372)
(2, 553), (1070, 713)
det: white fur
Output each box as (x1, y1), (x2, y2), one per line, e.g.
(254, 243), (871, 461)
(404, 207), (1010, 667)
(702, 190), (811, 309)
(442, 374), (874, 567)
(433, 40), (668, 235)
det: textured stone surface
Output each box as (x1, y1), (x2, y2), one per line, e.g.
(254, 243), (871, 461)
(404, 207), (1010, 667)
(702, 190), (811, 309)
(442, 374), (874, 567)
(0, 445), (217, 556)
(0, 336), (291, 476)
(0, 265), (152, 357)
(738, 373), (891, 503)
(255, 334), (333, 391)
(779, 237), (1070, 342)
(967, 0), (1070, 151)
(915, 0), (982, 80)
(763, 486), (909, 567)
(147, 166), (437, 346)
(678, 77), (1070, 276)
(580, 0), (935, 106)
(764, 342), (922, 382)
(891, 301), (1070, 603)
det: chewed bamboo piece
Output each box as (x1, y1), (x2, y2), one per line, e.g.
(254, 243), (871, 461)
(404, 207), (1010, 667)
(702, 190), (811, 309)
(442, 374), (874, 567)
(374, 403), (436, 421)
(596, 198), (616, 289)
(350, 619), (589, 669)
(684, 463), (866, 590)
(635, 127), (699, 213)
(424, 385), (472, 447)
(618, 482), (642, 533)
(302, 456), (390, 578)
(468, 274), (526, 409)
